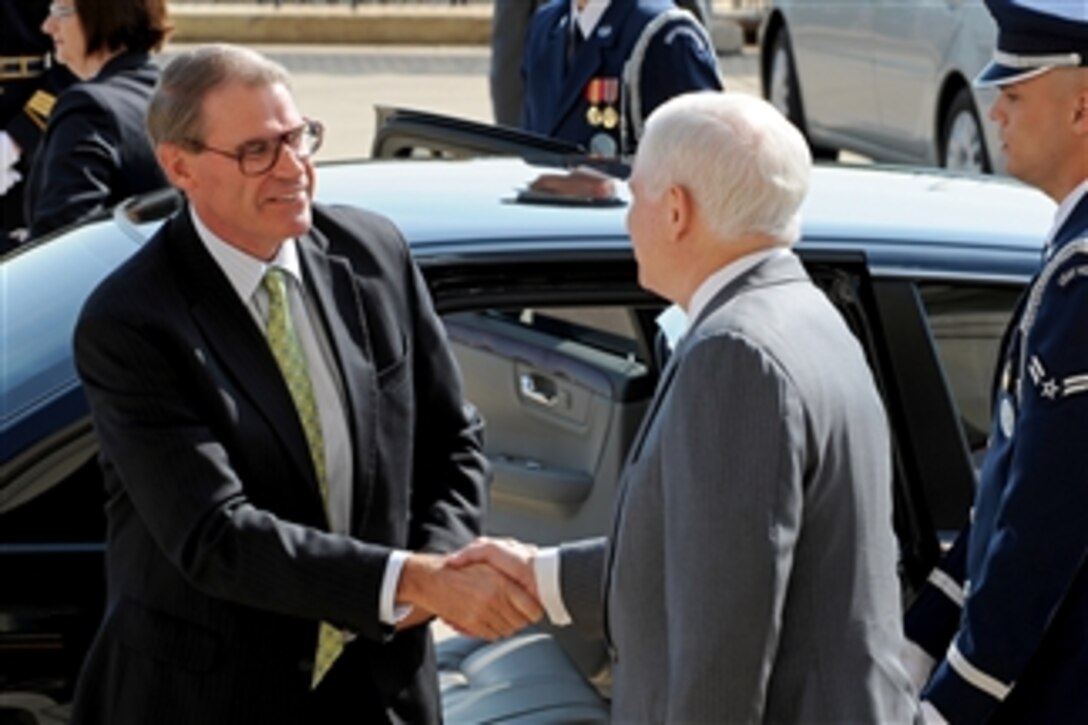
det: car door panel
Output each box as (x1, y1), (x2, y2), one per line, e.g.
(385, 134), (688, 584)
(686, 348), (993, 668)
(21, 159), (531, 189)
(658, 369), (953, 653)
(444, 310), (652, 545)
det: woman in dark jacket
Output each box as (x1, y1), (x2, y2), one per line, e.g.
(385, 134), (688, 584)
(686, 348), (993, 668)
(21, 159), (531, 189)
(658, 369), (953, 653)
(24, 0), (171, 239)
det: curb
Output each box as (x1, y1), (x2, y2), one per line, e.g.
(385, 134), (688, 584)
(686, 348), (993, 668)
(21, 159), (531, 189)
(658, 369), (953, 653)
(171, 4), (491, 45)
(169, 3), (755, 51)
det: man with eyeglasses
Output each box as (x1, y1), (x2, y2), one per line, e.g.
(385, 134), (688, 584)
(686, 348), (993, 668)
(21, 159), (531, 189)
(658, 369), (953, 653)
(69, 44), (540, 724)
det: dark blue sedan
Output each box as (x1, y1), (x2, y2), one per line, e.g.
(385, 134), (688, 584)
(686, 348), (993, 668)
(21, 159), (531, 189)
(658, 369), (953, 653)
(0, 134), (1055, 721)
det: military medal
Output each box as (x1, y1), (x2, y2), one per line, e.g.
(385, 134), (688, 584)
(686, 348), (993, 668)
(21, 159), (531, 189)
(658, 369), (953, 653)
(589, 132), (618, 158)
(585, 78), (604, 126)
(602, 105), (619, 130)
(583, 77), (617, 128)
(601, 79), (620, 129)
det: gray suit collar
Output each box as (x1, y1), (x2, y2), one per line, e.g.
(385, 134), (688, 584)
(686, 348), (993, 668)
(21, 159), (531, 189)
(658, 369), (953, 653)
(683, 250), (808, 348)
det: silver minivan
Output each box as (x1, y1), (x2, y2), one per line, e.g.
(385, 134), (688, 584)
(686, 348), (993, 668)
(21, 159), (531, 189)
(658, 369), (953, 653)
(759, 0), (1002, 173)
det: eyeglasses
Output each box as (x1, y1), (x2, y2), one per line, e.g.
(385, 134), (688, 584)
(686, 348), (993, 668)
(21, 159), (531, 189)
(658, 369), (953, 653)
(184, 119), (325, 177)
(48, 3), (77, 19)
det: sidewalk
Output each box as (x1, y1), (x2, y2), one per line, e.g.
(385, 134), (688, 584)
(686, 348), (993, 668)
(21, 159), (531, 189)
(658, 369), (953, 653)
(169, 2), (756, 51)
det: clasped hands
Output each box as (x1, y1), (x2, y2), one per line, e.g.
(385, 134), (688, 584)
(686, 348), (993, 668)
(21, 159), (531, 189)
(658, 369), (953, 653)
(396, 537), (542, 640)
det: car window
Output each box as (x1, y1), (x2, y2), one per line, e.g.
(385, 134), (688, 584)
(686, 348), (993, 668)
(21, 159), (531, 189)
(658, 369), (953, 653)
(479, 306), (651, 364)
(917, 282), (1021, 455)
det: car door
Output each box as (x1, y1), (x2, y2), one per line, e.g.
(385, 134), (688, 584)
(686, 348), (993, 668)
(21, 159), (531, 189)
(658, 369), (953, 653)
(421, 253), (659, 547)
(782, 0), (882, 143)
(423, 244), (972, 601)
(869, 0), (961, 162)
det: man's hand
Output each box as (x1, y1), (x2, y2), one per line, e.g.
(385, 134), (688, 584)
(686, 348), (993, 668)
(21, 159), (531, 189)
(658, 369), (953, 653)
(447, 536), (540, 600)
(397, 552), (542, 640)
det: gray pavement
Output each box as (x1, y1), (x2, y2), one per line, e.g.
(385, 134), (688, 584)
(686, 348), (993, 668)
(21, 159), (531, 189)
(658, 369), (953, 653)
(164, 43), (761, 160)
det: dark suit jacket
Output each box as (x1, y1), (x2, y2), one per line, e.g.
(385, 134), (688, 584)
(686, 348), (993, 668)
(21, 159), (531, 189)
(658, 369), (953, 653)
(521, 0), (721, 153)
(70, 203), (489, 724)
(559, 254), (918, 722)
(24, 51), (165, 239)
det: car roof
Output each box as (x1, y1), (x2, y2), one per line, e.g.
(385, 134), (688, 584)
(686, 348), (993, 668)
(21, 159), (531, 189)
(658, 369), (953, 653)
(0, 157), (1054, 459)
(315, 158), (1053, 272)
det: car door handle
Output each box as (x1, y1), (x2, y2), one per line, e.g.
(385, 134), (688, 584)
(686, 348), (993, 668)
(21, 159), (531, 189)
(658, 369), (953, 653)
(519, 372), (560, 407)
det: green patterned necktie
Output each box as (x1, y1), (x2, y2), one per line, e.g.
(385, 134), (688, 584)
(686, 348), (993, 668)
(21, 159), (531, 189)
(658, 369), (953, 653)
(262, 266), (344, 689)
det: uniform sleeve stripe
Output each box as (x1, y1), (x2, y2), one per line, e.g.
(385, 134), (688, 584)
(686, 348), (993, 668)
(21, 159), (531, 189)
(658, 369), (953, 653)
(948, 642), (1012, 701)
(927, 568), (965, 607)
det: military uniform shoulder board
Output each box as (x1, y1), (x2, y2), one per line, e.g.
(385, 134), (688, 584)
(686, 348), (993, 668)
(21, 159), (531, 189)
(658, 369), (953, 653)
(621, 8), (715, 151)
(24, 89), (57, 130)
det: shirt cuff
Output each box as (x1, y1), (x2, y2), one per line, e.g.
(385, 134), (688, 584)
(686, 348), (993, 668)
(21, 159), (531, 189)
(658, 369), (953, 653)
(380, 549), (413, 625)
(533, 546), (572, 626)
(901, 638), (937, 693)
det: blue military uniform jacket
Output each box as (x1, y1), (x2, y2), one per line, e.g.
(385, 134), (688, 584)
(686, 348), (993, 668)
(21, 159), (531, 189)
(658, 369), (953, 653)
(905, 184), (1088, 724)
(23, 51), (165, 240)
(1, 0), (74, 238)
(520, 0), (721, 156)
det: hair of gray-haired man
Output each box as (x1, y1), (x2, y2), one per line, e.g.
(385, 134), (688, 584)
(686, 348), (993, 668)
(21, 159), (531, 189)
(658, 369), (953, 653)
(635, 91), (812, 247)
(146, 44), (292, 148)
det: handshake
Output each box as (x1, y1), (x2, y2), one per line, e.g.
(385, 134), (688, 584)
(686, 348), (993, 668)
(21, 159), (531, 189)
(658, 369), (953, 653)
(395, 537), (547, 640)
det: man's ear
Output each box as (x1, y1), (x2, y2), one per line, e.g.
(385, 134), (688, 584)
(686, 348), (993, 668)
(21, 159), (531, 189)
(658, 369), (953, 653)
(156, 143), (195, 193)
(666, 184), (694, 244)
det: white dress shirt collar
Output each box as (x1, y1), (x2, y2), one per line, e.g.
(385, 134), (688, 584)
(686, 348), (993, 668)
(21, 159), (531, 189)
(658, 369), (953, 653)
(571, 0), (610, 39)
(1045, 179), (1088, 256)
(189, 206), (303, 306)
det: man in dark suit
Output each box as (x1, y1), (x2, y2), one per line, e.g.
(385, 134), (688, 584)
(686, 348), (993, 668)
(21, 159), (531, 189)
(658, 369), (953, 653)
(903, 1), (1088, 722)
(71, 44), (539, 724)
(521, 0), (721, 156)
(0, 0), (73, 243)
(455, 91), (918, 722)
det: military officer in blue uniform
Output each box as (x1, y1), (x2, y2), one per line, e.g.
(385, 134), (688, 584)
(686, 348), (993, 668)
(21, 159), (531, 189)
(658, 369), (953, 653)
(902, 0), (1088, 722)
(1, 0), (74, 243)
(520, 0), (722, 157)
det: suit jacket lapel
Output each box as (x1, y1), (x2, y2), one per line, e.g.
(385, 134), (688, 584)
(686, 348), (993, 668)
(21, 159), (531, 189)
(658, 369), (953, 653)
(166, 209), (324, 512)
(551, 2), (631, 135)
(297, 228), (380, 535)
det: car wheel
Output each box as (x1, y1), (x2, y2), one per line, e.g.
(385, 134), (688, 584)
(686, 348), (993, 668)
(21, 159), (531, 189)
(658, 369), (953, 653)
(941, 88), (992, 173)
(767, 28), (837, 160)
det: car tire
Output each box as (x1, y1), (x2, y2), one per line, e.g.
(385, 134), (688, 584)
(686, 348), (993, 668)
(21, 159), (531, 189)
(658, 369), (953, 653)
(766, 27), (836, 160)
(941, 88), (992, 173)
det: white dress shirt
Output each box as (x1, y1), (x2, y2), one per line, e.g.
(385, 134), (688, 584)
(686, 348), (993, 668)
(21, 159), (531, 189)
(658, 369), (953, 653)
(192, 208), (407, 625)
(571, 0), (610, 39)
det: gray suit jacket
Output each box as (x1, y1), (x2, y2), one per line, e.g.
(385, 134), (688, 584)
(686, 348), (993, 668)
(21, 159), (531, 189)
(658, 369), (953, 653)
(559, 252), (918, 723)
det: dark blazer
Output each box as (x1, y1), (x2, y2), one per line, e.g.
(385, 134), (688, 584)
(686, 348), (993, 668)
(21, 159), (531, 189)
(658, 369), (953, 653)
(24, 51), (165, 239)
(906, 190), (1088, 724)
(558, 253), (918, 722)
(70, 203), (489, 724)
(521, 0), (721, 154)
